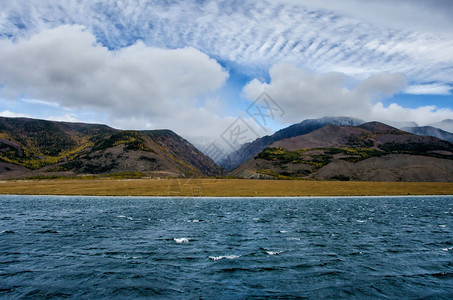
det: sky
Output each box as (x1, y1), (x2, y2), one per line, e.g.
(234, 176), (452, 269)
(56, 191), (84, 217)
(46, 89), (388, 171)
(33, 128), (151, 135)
(0, 0), (452, 157)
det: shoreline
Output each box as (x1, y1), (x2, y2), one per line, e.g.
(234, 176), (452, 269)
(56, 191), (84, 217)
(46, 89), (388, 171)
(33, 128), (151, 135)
(1, 194), (452, 199)
(0, 178), (452, 197)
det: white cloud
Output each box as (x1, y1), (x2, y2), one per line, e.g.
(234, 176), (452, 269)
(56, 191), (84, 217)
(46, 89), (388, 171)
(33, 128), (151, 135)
(404, 83), (452, 95)
(0, 110), (32, 118)
(0, 25), (228, 121)
(243, 63), (404, 123)
(244, 63), (453, 126)
(47, 114), (80, 123)
(371, 103), (453, 126)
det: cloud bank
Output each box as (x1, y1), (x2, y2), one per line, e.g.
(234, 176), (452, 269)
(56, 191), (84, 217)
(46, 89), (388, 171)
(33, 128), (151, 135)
(244, 63), (453, 126)
(0, 25), (228, 124)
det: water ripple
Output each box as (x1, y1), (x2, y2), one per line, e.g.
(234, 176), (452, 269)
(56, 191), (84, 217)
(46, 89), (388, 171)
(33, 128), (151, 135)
(0, 195), (452, 298)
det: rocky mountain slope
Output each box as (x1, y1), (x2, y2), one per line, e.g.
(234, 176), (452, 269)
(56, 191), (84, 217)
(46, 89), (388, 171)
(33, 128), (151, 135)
(0, 117), (221, 179)
(230, 122), (453, 182)
(219, 116), (364, 171)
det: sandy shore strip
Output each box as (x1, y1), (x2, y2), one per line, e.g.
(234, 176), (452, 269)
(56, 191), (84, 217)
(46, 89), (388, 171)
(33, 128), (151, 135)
(0, 179), (452, 197)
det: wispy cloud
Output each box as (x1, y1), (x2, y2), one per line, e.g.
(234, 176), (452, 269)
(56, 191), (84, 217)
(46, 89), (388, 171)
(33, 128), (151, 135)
(404, 83), (452, 95)
(1, 0), (452, 85)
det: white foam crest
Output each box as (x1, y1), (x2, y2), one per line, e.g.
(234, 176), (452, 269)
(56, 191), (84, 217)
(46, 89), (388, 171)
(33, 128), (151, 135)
(442, 247), (453, 251)
(266, 251), (282, 255)
(279, 230), (287, 233)
(209, 255), (240, 261)
(174, 238), (189, 244)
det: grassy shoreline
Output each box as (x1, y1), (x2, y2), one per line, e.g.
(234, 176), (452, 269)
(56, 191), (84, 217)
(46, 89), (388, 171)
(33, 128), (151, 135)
(0, 178), (452, 197)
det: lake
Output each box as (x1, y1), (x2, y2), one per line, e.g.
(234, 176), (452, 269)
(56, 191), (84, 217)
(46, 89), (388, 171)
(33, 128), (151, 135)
(1, 195), (452, 298)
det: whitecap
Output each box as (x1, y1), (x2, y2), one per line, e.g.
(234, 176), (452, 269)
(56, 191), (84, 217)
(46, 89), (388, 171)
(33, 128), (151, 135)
(209, 255), (240, 261)
(442, 247), (453, 251)
(266, 251), (282, 255)
(356, 220), (367, 223)
(439, 225), (447, 228)
(117, 215), (126, 218)
(279, 230), (287, 233)
(174, 238), (189, 243)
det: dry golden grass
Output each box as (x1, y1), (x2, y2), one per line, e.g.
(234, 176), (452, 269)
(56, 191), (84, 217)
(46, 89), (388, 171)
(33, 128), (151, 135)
(0, 178), (452, 197)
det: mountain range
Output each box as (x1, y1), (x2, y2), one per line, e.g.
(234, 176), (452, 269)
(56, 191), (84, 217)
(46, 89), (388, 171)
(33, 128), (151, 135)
(230, 122), (453, 182)
(0, 116), (452, 181)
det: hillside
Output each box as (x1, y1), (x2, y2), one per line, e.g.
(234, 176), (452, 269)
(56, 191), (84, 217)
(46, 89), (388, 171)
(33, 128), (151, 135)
(0, 117), (221, 179)
(219, 116), (364, 170)
(230, 122), (453, 182)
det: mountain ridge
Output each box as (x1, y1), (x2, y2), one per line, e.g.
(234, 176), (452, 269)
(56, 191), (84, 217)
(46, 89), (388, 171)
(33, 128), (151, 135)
(0, 116), (221, 179)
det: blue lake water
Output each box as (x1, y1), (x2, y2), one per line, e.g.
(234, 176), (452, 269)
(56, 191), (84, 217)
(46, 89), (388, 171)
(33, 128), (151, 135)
(1, 195), (453, 299)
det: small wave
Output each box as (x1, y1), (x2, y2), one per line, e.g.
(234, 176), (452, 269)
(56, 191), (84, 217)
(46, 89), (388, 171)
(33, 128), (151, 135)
(442, 247), (453, 251)
(117, 215), (126, 218)
(439, 225), (447, 228)
(37, 230), (59, 234)
(209, 255), (240, 261)
(279, 230), (287, 233)
(266, 251), (282, 256)
(356, 220), (367, 223)
(174, 238), (189, 243)
(1, 230), (15, 234)
(287, 237), (301, 241)
(188, 220), (202, 223)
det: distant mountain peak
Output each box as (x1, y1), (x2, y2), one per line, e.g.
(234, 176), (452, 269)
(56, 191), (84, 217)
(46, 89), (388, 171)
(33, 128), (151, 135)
(358, 121), (403, 134)
(219, 116), (365, 171)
